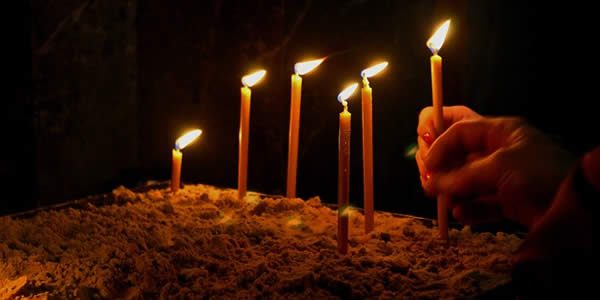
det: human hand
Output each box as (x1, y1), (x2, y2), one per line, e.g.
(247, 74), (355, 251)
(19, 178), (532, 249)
(420, 115), (575, 228)
(416, 105), (481, 186)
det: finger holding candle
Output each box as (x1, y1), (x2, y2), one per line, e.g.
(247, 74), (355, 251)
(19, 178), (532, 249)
(286, 58), (325, 199)
(360, 61), (388, 234)
(337, 83), (358, 254)
(427, 19), (451, 240)
(238, 70), (266, 200)
(171, 129), (203, 193)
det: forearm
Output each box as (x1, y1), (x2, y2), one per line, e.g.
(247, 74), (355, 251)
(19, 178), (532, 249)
(512, 146), (598, 297)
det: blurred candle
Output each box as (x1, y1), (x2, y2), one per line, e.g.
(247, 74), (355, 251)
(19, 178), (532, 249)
(360, 62), (388, 233)
(171, 129), (202, 192)
(337, 83), (358, 254)
(287, 58), (324, 198)
(238, 70), (266, 200)
(427, 19), (451, 240)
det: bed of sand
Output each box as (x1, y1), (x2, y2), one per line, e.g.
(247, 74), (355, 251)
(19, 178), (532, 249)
(0, 184), (521, 299)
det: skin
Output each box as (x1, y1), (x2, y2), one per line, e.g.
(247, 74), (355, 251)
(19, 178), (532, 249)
(416, 106), (576, 228)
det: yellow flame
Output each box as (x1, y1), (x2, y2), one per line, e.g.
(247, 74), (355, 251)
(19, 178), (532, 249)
(427, 20), (451, 53)
(294, 58), (325, 75)
(175, 129), (202, 150)
(337, 83), (358, 104)
(241, 70), (266, 87)
(361, 62), (388, 78)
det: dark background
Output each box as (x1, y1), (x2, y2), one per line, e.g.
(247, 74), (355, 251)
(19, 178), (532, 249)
(3, 1), (595, 217)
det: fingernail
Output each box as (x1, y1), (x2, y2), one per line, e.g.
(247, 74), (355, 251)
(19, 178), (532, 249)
(425, 171), (431, 181)
(422, 132), (434, 145)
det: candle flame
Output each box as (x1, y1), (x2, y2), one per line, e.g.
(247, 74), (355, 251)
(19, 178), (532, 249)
(242, 70), (266, 87)
(337, 83), (358, 105)
(175, 129), (202, 150)
(427, 20), (451, 54)
(361, 61), (388, 78)
(294, 58), (325, 75)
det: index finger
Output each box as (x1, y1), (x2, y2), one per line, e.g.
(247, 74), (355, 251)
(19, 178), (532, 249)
(417, 105), (481, 138)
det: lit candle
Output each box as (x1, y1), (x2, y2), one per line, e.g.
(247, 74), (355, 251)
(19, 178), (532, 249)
(360, 61), (388, 233)
(337, 83), (358, 254)
(427, 19), (451, 240)
(171, 129), (202, 192)
(238, 70), (266, 200)
(287, 58), (325, 198)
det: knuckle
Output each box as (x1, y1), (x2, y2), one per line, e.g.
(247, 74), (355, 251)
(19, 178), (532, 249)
(503, 116), (527, 130)
(455, 105), (470, 113)
(448, 119), (470, 132)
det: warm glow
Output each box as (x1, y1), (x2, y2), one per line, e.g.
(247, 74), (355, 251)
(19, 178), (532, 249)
(339, 205), (356, 217)
(286, 216), (303, 228)
(241, 70), (266, 87)
(294, 58), (325, 75)
(361, 62), (388, 78)
(404, 143), (418, 158)
(337, 83), (359, 105)
(218, 212), (233, 224)
(427, 20), (451, 54)
(175, 129), (202, 150)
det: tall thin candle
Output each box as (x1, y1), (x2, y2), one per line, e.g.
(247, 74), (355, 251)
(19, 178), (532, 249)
(287, 58), (324, 198)
(337, 83), (358, 254)
(427, 20), (451, 240)
(360, 62), (388, 233)
(171, 129), (202, 192)
(238, 70), (266, 200)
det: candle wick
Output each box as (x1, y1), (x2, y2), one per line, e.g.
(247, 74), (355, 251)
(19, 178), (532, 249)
(362, 76), (370, 87)
(427, 42), (438, 55)
(175, 143), (180, 151)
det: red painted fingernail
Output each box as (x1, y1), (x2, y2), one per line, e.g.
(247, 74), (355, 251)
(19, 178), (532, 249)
(425, 171), (431, 181)
(423, 132), (434, 145)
